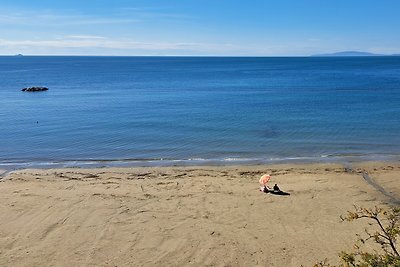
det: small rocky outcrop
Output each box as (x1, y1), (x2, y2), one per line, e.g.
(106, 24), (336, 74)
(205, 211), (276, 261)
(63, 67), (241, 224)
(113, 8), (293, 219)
(22, 86), (49, 92)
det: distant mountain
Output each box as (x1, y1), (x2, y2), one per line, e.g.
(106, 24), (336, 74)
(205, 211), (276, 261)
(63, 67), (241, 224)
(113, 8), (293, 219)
(311, 51), (384, 57)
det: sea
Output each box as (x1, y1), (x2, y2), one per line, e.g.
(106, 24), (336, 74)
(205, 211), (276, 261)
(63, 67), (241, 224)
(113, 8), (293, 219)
(1, 56), (400, 169)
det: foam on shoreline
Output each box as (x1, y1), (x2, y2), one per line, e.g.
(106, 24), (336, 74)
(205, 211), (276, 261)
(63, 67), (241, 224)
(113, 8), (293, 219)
(1, 153), (399, 172)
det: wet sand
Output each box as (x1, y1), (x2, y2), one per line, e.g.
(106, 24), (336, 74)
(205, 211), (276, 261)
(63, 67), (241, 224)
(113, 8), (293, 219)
(0, 162), (399, 266)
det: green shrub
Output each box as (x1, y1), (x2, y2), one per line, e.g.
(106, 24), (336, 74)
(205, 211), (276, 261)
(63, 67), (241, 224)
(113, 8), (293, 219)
(313, 206), (399, 267)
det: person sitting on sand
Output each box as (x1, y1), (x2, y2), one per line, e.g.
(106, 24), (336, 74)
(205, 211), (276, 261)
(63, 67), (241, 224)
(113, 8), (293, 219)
(260, 185), (271, 193)
(273, 184), (281, 192)
(263, 185), (269, 193)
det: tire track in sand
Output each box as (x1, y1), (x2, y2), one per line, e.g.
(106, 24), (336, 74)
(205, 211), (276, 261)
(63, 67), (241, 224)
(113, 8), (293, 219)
(344, 165), (400, 205)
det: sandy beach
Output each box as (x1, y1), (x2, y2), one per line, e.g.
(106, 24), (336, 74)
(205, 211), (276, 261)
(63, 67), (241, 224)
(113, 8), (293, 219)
(0, 162), (399, 266)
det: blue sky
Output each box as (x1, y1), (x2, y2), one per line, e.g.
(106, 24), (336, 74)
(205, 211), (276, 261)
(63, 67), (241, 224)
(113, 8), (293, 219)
(0, 0), (399, 55)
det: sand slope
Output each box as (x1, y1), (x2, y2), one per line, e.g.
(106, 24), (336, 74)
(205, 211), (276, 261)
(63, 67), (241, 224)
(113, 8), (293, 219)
(0, 163), (399, 266)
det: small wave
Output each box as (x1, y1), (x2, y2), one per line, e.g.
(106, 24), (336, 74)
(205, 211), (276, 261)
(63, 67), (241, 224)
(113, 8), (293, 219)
(186, 158), (207, 161)
(1, 153), (400, 171)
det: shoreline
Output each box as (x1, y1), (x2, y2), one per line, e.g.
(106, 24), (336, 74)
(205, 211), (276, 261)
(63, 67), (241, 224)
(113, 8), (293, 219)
(2, 161), (399, 204)
(2, 160), (399, 207)
(1, 162), (399, 266)
(1, 153), (400, 173)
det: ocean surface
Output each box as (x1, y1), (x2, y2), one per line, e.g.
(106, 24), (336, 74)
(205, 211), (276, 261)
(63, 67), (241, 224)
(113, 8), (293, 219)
(1, 56), (400, 168)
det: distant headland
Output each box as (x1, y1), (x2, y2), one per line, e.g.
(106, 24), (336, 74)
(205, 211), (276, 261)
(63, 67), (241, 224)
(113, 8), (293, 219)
(311, 51), (396, 57)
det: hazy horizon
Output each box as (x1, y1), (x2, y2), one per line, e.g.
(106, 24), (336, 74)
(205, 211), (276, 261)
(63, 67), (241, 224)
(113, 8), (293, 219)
(2, 51), (400, 57)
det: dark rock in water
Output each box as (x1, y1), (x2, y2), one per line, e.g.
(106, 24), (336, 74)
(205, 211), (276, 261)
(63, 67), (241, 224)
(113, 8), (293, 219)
(22, 86), (49, 92)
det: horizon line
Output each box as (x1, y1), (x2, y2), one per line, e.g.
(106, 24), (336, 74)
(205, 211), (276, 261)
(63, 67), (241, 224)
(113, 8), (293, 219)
(1, 54), (400, 57)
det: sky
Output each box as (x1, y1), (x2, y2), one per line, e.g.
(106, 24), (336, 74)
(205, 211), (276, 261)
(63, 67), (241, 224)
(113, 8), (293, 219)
(0, 0), (399, 56)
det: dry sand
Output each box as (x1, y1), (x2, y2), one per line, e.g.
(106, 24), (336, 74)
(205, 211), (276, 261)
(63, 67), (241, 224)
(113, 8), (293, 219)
(0, 162), (399, 266)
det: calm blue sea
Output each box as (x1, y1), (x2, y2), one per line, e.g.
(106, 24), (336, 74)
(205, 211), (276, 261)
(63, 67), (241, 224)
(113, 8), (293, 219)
(1, 56), (400, 168)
